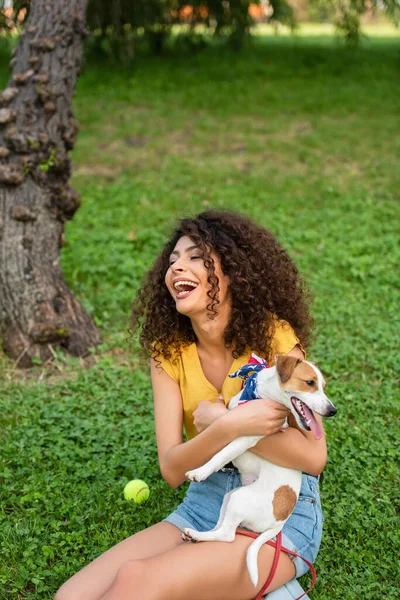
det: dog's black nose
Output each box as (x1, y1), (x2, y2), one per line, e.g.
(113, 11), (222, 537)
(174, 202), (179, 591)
(329, 406), (337, 416)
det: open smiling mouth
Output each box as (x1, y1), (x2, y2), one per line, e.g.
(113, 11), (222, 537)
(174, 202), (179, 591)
(173, 280), (198, 299)
(291, 397), (322, 440)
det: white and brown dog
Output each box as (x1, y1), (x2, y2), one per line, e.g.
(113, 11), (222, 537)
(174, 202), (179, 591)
(183, 355), (337, 588)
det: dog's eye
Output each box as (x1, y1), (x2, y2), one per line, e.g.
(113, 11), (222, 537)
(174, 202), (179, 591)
(306, 380), (316, 387)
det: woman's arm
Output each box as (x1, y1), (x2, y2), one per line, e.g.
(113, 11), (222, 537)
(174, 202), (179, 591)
(151, 359), (288, 488)
(152, 359), (236, 488)
(250, 417), (327, 476)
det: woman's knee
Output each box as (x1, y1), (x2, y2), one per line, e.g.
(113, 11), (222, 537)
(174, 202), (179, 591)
(113, 558), (148, 586)
(54, 572), (107, 600)
(54, 559), (155, 600)
(54, 583), (85, 600)
(99, 559), (152, 599)
(53, 558), (150, 600)
(54, 582), (75, 600)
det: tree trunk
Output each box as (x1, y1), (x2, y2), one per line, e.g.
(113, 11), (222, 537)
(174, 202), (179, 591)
(0, 0), (100, 368)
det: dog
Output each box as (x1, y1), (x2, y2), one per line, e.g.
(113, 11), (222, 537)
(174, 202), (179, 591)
(183, 354), (337, 588)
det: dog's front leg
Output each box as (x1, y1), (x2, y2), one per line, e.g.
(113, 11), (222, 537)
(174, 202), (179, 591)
(186, 435), (262, 482)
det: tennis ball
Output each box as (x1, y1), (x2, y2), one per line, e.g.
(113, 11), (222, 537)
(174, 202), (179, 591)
(123, 479), (150, 504)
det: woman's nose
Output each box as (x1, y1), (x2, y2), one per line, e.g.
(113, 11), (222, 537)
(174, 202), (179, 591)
(171, 259), (186, 272)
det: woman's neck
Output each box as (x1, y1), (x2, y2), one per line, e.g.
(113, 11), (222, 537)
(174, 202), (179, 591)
(191, 309), (231, 357)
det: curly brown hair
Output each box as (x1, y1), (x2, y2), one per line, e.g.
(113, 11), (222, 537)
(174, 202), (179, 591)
(130, 210), (313, 362)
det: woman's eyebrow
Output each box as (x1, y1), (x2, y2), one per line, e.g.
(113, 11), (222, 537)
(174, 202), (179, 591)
(170, 245), (199, 256)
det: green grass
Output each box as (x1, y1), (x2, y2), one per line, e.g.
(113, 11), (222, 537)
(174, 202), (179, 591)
(1, 29), (399, 599)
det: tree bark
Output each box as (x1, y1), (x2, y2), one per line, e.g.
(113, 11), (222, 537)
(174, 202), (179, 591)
(0, 0), (100, 368)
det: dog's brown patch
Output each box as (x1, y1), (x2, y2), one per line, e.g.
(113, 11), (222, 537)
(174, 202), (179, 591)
(277, 360), (320, 393)
(272, 485), (297, 521)
(275, 355), (302, 383)
(292, 363), (319, 391)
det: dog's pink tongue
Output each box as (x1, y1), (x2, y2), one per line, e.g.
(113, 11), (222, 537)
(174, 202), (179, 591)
(303, 404), (323, 440)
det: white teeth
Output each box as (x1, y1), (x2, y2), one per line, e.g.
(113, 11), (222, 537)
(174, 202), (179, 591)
(173, 280), (198, 291)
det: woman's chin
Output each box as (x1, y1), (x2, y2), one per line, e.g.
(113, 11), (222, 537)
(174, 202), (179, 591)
(176, 306), (198, 318)
(174, 298), (193, 315)
(175, 298), (205, 318)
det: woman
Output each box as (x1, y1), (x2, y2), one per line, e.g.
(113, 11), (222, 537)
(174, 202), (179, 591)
(56, 210), (327, 600)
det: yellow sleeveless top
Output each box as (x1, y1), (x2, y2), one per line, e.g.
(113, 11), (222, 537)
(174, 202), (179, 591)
(158, 319), (302, 440)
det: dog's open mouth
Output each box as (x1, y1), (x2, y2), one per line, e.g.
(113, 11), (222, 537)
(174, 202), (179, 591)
(291, 397), (322, 440)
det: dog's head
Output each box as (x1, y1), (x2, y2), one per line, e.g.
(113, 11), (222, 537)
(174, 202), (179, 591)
(273, 355), (336, 439)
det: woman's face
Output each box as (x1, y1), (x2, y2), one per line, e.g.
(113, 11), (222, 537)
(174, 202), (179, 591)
(165, 236), (230, 318)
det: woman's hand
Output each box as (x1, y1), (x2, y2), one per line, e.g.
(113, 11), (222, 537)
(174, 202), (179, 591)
(224, 399), (290, 438)
(193, 396), (228, 433)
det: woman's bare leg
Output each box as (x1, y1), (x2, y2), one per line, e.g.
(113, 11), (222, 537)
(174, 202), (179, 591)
(100, 533), (296, 600)
(54, 522), (183, 600)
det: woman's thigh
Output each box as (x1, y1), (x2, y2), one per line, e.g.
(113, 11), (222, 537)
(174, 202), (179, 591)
(101, 533), (296, 600)
(55, 521), (183, 600)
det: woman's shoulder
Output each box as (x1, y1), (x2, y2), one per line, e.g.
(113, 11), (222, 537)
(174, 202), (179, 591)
(237, 317), (304, 364)
(268, 317), (305, 358)
(155, 342), (195, 381)
(270, 317), (295, 335)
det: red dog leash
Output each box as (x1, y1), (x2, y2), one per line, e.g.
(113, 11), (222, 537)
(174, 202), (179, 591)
(237, 530), (316, 600)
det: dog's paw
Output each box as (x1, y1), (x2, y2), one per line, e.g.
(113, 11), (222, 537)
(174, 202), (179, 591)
(185, 467), (210, 482)
(182, 528), (199, 543)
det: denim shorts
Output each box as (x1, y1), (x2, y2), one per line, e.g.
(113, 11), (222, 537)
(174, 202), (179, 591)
(164, 469), (323, 579)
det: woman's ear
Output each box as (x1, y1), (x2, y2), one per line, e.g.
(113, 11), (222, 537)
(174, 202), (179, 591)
(274, 354), (302, 383)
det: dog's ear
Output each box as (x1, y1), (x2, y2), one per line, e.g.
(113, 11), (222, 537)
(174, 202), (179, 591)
(274, 354), (302, 384)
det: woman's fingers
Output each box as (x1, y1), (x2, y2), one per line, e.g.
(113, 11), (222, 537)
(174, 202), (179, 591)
(227, 399), (290, 437)
(193, 400), (229, 433)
